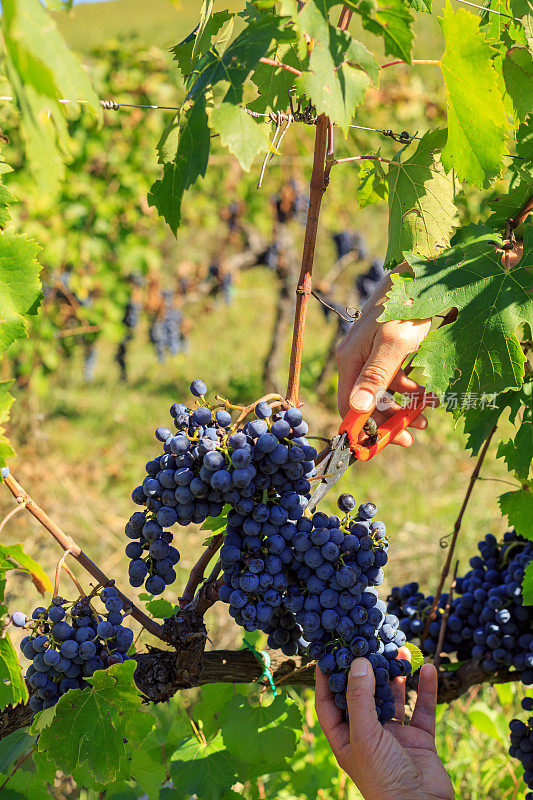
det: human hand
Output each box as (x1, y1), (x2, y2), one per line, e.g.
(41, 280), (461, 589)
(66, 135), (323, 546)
(336, 267), (432, 447)
(315, 652), (454, 800)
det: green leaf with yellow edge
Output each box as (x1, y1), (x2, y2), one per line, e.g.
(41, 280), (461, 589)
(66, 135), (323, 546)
(168, 732), (240, 800)
(440, 2), (507, 187)
(499, 486), (533, 540)
(384, 130), (458, 267)
(0, 635), (28, 710)
(210, 103), (270, 171)
(380, 225), (533, 405)
(0, 544), (52, 596)
(31, 661), (154, 785)
(404, 641), (425, 673)
(345, 0), (414, 63)
(219, 693), (302, 776)
(522, 560), (533, 605)
(503, 46), (533, 122)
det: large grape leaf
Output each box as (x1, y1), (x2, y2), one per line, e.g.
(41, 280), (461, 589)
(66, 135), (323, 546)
(380, 226), (533, 405)
(0, 636), (28, 710)
(440, 3), (507, 187)
(31, 661), (154, 785)
(219, 693), (302, 776)
(0, 729), (33, 774)
(293, 1), (378, 133)
(461, 380), (528, 454)
(148, 96), (211, 236)
(210, 104), (270, 171)
(503, 46), (533, 122)
(346, 0), (414, 63)
(384, 129), (458, 268)
(167, 732), (240, 800)
(249, 44), (304, 114)
(1, 0), (100, 192)
(499, 486), (533, 540)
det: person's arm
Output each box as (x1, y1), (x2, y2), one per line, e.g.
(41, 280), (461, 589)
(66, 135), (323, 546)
(315, 654), (454, 800)
(337, 265), (432, 446)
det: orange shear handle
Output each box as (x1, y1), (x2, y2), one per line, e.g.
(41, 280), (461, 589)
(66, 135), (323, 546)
(338, 392), (434, 462)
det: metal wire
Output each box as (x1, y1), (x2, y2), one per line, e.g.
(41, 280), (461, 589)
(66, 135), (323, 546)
(455, 0), (522, 22)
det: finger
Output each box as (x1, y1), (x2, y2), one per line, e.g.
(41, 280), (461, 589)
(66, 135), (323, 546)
(410, 663), (438, 737)
(389, 370), (424, 396)
(349, 338), (406, 415)
(315, 667), (350, 754)
(372, 401), (429, 431)
(390, 646), (411, 722)
(346, 658), (382, 748)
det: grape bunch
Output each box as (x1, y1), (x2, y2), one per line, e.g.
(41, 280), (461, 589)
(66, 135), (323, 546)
(387, 531), (533, 684)
(13, 587), (134, 716)
(333, 231), (366, 261)
(289, 496), (410, 723)
(510, 696), (533, 798)
(126, 380), (316, 594)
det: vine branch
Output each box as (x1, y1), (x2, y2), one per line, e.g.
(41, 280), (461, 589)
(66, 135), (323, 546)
(2, 473), (164, 640)
(180, 535), (224, 607)
(511, 194), (533, 228)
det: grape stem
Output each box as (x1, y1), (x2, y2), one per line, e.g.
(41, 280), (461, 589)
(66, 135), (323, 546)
(53, 548), (84, 597)
(180, 534), (224, 607)
(422, 424), (498, 641)
(234, 393), (286, 426)
(1, 472), (164, 640)
(433, 560), (459, 670)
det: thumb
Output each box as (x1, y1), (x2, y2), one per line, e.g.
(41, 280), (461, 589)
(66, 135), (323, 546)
(349, 338), (401, 413)
(346, 658), (381, 748)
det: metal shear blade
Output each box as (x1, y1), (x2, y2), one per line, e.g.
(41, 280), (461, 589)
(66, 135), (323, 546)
(307, 432), (353, 513)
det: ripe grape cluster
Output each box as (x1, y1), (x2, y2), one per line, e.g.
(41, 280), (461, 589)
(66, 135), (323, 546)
(388, 531), (533, 684)
(510, 696), (533, 799)
(126, 381), (316, 594)
(333, 231), (366, 260)
(355, 258), (386, 302)
(220, 491), (410, 723)
(13, 587), (134, 715)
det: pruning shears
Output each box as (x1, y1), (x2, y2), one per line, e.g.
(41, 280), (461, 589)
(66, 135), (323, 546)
(307, 392), (434, 513)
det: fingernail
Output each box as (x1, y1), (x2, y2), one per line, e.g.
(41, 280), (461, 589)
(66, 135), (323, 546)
(350, 388), (374, 411)
(350, 658), (368, 678)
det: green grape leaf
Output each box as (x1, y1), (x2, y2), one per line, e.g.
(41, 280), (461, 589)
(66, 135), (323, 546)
(461, 382), (527, 455)
(440, 3), (507, 187)
(0, 635), (28, 710)
(168, 732), (240, 800)
(1, 0), (100, 192)
(186, 16), (281, 104)
(130, 744), (167, 800)
(503, 46), (533, 122)
(149, 96), (211, 236)
(220, 693), (302, 776)
(172, 9), (233, 80)
(200, 505), (230, 534)
(249, 44), (303, 114)
(357, 158), (388, 209)
(192, 683), (240, 739)
(0, 729), (33, 774)
(294, 3), (378, 132)
(347, 0), (414, 63)
(384, 129), (458, 268)
(404, 642), (425, 672)
(522, 560), (533, 604)
(380, 226), (533, 406)
(144, 598), (176, 618)
(210, 103), (270, 171)
(0, 543), (52, 596)
(499, 486), (533, 540)
(468, 702), (508, 744)
(497, 420), (532, 480)
(31, 662), (154, 785)
(0, 232), (42, 354)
